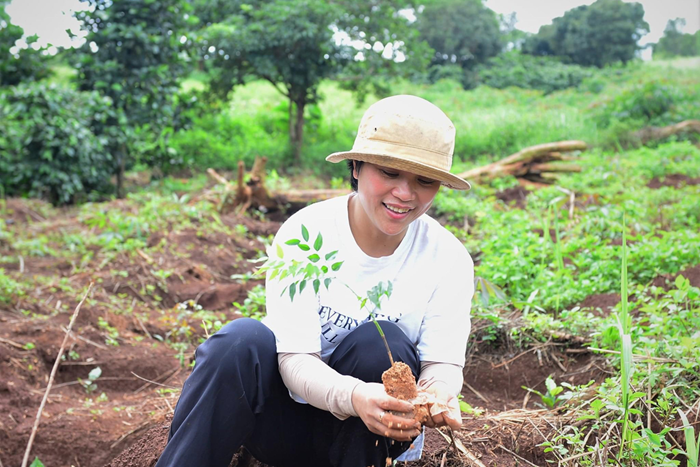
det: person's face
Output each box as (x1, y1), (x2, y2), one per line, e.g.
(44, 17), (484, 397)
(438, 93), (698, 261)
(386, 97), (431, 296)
(353, 162), (441, 239)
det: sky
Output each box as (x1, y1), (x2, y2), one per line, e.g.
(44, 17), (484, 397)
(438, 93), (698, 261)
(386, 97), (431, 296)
(5, 0), (700, 59)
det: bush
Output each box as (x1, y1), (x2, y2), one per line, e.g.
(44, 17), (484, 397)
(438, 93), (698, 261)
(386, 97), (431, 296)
(0, 83), (116, 204)
(476, 51), (594, 94)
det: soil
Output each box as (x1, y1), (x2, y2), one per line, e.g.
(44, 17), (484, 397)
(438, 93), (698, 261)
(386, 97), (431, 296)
(650, 264), (700, 289)
(0, 196), (610, 467)
(495, 186), (530, 209)
(382, 362), (418, 400)
(579, 292), (620, 317)
(646, 173), (700, 189)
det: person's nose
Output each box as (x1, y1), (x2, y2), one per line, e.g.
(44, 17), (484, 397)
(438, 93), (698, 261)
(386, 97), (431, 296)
(391, 177), (414, 202)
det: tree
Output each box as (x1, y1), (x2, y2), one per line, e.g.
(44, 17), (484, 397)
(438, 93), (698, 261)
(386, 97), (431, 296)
(653, 19), (699, 59)
(192, 0), (429, 165)
(0, 0), (50, 86)
(416, 0), (502, 85)
(73, 0), (192, 197)
(524, 0), (649, 68)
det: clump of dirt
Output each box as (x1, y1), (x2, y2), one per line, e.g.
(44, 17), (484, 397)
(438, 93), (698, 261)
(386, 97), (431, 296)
(105, 422), (170, 467)
(382, 362), (418, 400)
(647, 173), (700, 189)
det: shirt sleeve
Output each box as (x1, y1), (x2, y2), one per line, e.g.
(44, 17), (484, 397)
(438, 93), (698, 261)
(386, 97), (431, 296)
(418, 361), (464, 396)
(416, 247), (474, 366)
(278, 352), (362, 420)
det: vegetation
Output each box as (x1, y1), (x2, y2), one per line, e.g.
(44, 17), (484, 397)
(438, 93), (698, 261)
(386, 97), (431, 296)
(523, 0), (649, 67)
(653, 19), (700, 59)
(72, 0), (193, 197)
(2, 1), (700, 464)
(0, 0), (50, 86)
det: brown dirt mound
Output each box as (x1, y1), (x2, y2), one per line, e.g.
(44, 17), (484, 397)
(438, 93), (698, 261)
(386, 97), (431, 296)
(495, 186), (530, 209)
(647, 173), (700, 189)
(651, 264), (700, 290)
(462, 348), (606, 412)
(579, 292), (620, 317)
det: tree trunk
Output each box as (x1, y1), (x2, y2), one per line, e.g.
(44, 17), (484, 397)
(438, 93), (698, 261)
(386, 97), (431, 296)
(115, 146), (126, 199)
(290, 99), (306, 165)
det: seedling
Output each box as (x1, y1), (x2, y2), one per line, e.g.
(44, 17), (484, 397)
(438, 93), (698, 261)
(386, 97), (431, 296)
(522, 376), (565, 409)
(79, 366), (102, 394)
(259, 224), (395, 364)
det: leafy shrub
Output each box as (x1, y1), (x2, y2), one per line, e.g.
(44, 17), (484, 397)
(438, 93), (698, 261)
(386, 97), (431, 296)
(0, 83), (116, 204)
(595, 81), (681, 128)
(476, 51), (593, 94)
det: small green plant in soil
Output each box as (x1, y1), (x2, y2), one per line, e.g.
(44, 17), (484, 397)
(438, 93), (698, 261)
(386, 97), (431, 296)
(79, 367), (102, 394)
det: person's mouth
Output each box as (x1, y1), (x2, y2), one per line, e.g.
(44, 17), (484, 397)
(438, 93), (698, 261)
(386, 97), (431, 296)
(383, 203), (412, 215)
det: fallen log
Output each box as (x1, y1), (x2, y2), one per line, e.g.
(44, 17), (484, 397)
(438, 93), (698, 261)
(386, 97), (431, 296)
(457, 140), (586, 184)
(632, 119), (700, 144)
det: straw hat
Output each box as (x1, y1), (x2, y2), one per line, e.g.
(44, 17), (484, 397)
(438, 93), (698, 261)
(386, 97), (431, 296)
(326, 95), (470, 190)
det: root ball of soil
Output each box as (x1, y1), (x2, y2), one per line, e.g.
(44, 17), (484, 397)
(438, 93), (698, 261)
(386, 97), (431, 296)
(382, 362), (418, 400)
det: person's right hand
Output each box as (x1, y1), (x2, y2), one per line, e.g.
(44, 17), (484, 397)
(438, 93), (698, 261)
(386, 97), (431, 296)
(351, 382), (421, 442)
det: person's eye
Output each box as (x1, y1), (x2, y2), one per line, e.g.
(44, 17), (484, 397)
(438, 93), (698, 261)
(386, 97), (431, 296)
(381, 170), (398, 178)
(418, 178), (437, 186)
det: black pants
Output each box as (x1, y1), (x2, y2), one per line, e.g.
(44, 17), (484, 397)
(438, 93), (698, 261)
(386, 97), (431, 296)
(156, 318), (420, 467)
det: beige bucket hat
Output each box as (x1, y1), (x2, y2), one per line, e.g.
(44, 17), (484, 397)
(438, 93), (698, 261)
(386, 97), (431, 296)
(326, 95), (470, 190)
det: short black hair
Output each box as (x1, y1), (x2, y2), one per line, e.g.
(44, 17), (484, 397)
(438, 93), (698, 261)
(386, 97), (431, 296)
(348, 160), (364, 192)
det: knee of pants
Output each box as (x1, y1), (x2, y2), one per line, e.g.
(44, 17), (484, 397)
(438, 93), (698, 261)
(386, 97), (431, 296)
(193, 318), (277, 377)
(329, 321), (419, 382)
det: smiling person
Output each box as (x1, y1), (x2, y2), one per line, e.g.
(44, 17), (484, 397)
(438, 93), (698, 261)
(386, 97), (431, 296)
(156, 95), (474, 467)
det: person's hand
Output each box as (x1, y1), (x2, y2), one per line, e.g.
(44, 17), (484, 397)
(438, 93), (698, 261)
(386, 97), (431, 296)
(421, 382), (462, 430)
(351, 382), (421, 442)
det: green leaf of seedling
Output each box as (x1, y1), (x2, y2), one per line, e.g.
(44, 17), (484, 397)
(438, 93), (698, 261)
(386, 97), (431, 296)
(298, 244), (310, 251)
(299, 280), (306, 294)
(30, 458), (45, 467)
(289, 282), (297, 301)
(269, 269), (279, 281)
(321, 265), (328, 273)
(308, 254), (320, 263)
(285, 238), (300, 245)
(324, 278), (331, 290)
(280, 285), (288, 297)
(313, 233), (323, 251)
(313, 279), (320, 295)
(88, 366), (102, 381)
(276, 243), (284, 259)
(301, 225), (309, 242)
(325, 250), (338, 261)
(331, 261), (343, 271)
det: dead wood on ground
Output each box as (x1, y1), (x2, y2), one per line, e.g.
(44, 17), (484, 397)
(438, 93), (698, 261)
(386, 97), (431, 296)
(457, 141), (587, 185)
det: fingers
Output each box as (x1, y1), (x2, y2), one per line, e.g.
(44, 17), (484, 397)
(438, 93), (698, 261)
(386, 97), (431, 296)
(373, 411), (421, 441)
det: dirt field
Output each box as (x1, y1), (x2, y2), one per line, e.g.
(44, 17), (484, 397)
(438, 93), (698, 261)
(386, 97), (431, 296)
(1, 195), (695, 467)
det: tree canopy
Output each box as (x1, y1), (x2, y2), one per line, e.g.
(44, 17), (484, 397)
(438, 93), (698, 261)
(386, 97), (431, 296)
(192, 0), (429, 164)
(524, 0), (649, 68)
(0, 0), (50, 86)
(73, 0), (193, 196)
(652, 19), (700, 59)
(416, 0), (502, 71)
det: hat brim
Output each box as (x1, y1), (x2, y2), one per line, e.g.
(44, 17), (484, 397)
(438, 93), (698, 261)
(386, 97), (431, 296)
(326, 151), (471, 190)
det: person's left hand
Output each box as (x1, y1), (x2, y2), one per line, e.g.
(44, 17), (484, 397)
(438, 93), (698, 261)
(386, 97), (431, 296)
(420, 381), (462, 430)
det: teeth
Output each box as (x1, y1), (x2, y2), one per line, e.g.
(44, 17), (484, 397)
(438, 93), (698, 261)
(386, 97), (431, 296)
(386, 205), (409, 214)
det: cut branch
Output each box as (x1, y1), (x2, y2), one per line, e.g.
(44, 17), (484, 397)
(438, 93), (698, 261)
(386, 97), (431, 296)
(458, 140), (587, 185)
(632, 119), (700, 144)
(21, 283), (93, 467)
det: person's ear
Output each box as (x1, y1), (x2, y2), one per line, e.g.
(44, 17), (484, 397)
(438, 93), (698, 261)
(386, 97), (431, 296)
(352, 161), (360, 179)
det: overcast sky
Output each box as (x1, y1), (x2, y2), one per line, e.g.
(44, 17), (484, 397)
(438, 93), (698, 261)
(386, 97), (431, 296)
(6, 0), (700, 59)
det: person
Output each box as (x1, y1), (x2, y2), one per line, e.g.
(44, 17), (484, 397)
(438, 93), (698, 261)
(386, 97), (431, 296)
(156, 95), (475, 467)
